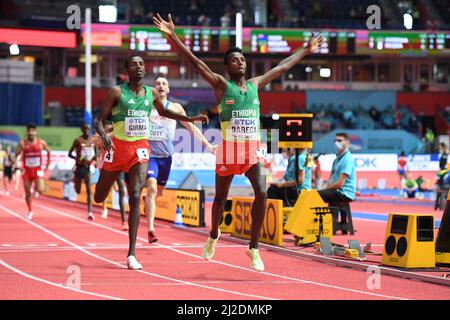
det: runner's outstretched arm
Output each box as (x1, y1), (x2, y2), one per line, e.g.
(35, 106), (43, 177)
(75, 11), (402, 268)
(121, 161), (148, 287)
(172, 103), (216, 154)
(153, 14), (227, 100)
(152, 88), (209, 125)
(249, 34), (324, 89)
(68, 139), (78, 160)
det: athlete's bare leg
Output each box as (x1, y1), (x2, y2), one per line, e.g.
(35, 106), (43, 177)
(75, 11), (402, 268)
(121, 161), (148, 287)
(34, 178), (45, 195)
(73, 176), (83, 194)
(244, 163), (267, 249)
(23, 180), (33, 212)
(144, 178), (158, 232)
(117, 176), (126, 223)
(94, 169), (121, 203)
(126, 162), (148, 257)
(210, 173), (235, 239)
(83, 174), (92, 213)
(14, 170), (22, 191)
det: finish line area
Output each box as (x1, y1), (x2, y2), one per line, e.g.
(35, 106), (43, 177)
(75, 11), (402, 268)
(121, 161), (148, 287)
(1, 188), (449, 301)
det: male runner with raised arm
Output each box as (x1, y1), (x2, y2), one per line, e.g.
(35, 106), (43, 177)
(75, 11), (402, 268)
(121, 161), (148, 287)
(145, 75), (216, 243)
(154, 14), (322, 271)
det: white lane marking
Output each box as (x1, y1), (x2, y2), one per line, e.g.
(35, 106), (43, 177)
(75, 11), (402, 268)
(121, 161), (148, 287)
(0, 259), (122, 300)
(0, 204), (276, 300)
(27, 200), (410, 300)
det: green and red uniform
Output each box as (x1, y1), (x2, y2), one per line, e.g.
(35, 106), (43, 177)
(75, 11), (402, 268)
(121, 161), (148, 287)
(216, 81), (266, 176)
(102, 84), (152, 172)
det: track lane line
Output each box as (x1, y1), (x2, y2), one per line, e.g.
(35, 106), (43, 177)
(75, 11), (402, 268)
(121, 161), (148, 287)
(0, 203), (276, 300)
(0, 259), (122, 300)
(26, 198), (410, 300)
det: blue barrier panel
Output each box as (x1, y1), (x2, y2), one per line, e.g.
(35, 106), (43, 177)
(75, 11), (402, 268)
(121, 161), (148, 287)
(0, 83), (43, 126)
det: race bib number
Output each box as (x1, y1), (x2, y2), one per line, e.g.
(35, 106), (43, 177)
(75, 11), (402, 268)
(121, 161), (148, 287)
(125, 117), (149, 137)
(149, 125), (165, 141)
(136, 148), (149, 161)
(81, 146), (95, 161)
(230, 118), (258, 140)
(103, 151), (114, 163)
(37, 170), (44, 178)
(25, 157), (41, 168)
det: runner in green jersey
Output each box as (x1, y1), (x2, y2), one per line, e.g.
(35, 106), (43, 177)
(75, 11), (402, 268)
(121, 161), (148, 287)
(94, 55), (208, 270)
(154, 14), (323, 272)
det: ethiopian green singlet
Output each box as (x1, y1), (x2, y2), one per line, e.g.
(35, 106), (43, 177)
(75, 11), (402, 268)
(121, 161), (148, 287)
(111, 83), (153, 142)
(218, 81), (260, 142)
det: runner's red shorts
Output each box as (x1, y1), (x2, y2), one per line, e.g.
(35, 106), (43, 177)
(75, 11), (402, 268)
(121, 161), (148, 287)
(102, 137), (150, 173)
(215, 140), (267, 176)
(23, 167), (44, 182)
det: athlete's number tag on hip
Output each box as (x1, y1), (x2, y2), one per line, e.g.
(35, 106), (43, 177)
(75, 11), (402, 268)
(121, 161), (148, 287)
(104, 151), (114, 163)
(25, 157), (41, 168)
(256, 147), (267, 159)
(230, 118), (258, 140)
(37, 170), (44, 178)
(81, 146), (95, 161)
(137, 148), (149, 161)
(125, 117), (149, 137)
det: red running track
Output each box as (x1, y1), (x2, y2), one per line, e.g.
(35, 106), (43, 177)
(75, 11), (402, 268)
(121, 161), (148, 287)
(1, 193), (450, 300)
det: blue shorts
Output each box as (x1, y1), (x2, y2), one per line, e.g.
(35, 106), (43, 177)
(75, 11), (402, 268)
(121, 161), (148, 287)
(398, 169), (405, 175)
(147, 156), (172, 186)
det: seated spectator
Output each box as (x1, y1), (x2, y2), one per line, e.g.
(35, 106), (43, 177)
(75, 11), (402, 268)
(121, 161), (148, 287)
(416, 175), (432, 192)
(342, 108), (356, 128)
(380, 110), (395, 129)
(267, 148), (312, 206)
(402, 173), (419, 199)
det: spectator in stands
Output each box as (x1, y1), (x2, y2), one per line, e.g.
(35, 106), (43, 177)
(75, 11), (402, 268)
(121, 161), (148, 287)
(380, 110), (395, 129)
(439, 142), (449, 170)
(44, 109), (51, 126)
(197, 14), (211, 26)
(220, 13), (231, 27)
(423, 127), (435, 153)
(318, 132), (356, 234)
(402, 172), (419, 199)
(368, 106), (381, 123)
(342, 108), (356, 128)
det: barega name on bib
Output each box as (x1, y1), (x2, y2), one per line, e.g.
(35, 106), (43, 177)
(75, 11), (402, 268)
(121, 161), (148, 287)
(230, 117), (258, 139)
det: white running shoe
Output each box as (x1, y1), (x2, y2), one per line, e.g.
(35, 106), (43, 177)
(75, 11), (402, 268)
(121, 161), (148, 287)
(246, 248), (265, 272)
(202, 229), (221, 260)
(127, 255), (143, 270)
(26, 211), (34, 220)
(87, 212), (94, 221)
(101, 208), (108, 219)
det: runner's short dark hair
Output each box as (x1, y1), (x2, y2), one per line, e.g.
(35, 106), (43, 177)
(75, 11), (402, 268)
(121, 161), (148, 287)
(124, 55), (142, 69)
(224, 47), (243, 65)
(26, 123), (37, 130)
